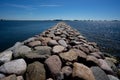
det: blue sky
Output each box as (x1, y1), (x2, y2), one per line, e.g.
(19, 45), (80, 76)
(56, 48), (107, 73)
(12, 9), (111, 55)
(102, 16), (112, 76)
(0, 0), (120, 20)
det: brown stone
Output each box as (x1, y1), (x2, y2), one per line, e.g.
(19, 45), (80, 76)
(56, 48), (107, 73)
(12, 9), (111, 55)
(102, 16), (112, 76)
(52, 45), (65, 53)
(72, 62), (95, 80)
(26, 61), (46, 80)
(28, 41), (41, 47)
(1, 74), (17, 80)
(45, 55), (62, 75)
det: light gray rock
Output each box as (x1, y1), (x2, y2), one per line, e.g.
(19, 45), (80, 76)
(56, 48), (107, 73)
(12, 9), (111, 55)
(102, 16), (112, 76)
(0, 59), (27, 75)
(0, 73), (5, 79)
(0, 51), (12, 64)
(61, 66), (72, 76)
(17, 76), (24, 80)
(13, 45), (32, 58)
(48, 40), (58, 46)
(99, 59), (113, 74)
(52, 45), (65, 53)
(58, 40), (68, 47)
(108, 75), (119, 80)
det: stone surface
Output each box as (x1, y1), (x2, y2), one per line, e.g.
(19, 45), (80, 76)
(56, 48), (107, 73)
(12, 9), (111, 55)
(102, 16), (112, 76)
(108, 75), (119, 80)
(48, 40), (58, 46)
(28, 41), (41, 47)
(0, 59), (27, 75)
(61, 66), (72, 76)
(17, 76), (24, 80)
(0, 74), (17, 80)
(0, 73), (5, 79)
(90, 52), (102, 59)
(59, 49), (78, 61)
(45, 55), (62, 75)
(86, 55), (100, 66)
(72, 62), (95, 80)
(99, 59), (113, 74)
(0, 51), (12, 64)
(26, 61), (46, 80)
(13, 45), (32, 58)
(91, 66), (109, 80)
(73, 49), (87, 59)
(58, 40), (68, 47)
(52, 45), (65, 53)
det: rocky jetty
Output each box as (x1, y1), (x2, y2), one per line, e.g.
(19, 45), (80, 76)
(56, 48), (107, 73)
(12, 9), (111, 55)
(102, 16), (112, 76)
(0, 22), (120, 80)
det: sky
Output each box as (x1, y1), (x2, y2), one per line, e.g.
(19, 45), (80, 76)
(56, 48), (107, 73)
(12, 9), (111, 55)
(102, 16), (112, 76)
(0, 0), (120, 20)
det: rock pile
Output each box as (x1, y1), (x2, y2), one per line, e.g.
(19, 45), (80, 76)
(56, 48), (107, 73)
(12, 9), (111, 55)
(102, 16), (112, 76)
(0, 22), (119, 80)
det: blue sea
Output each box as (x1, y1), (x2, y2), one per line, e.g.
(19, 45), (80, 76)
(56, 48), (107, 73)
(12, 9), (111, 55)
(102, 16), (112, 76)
(0, 20), (120, 56)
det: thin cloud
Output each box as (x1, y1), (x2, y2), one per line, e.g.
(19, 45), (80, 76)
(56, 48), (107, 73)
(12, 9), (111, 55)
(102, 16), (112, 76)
(5, 3), (36, 10)
(39, 4), (61, 7)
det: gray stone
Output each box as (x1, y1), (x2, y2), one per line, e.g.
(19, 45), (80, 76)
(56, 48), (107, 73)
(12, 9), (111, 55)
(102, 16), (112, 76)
(99, 59), (113, 74)
(26, 61), (46, 80)
(0, 73), (5, 79)
(48, 40), (58, 46)
(91, 66), (109, 80)
(58, 40), (68, 47)
(0, 51), (12, 64)
(17, 76), (24, 80)
(13, 45), (32, 58)
(108, 75), (119, 80)
(0, 59), (27, 75)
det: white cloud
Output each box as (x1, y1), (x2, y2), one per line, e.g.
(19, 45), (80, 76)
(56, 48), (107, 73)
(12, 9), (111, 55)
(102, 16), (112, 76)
(39, 4), (61, 7)
(5, 3), (36, 10)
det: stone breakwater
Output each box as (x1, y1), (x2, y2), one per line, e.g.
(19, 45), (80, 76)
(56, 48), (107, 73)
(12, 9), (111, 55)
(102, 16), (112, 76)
(0, 22), (120, 80)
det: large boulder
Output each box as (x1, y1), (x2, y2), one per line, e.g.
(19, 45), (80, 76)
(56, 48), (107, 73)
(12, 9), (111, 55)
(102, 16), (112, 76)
(0, 51), (12, 64)
(52, 45), (65, 53)
(26, 61), (46, 80)
(0, 59), (27, 75)
(45, 55), (62, 75)
(72, 62), (95, 80)
(13, 45), (32, 58)
(0, 74), (17, 80)
(59, 49), (78, 62)
(91, 66), (109, 80)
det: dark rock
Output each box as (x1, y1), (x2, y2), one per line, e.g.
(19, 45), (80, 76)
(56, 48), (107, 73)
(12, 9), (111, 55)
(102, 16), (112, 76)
(26, 61), (46, 80)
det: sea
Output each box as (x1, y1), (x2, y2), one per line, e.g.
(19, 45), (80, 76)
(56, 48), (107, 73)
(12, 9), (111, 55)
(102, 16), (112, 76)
(0, 20), (120, 56)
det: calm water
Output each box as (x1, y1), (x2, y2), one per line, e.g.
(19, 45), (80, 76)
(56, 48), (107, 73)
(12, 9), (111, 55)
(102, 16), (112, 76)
(0, 20), (120, 56)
